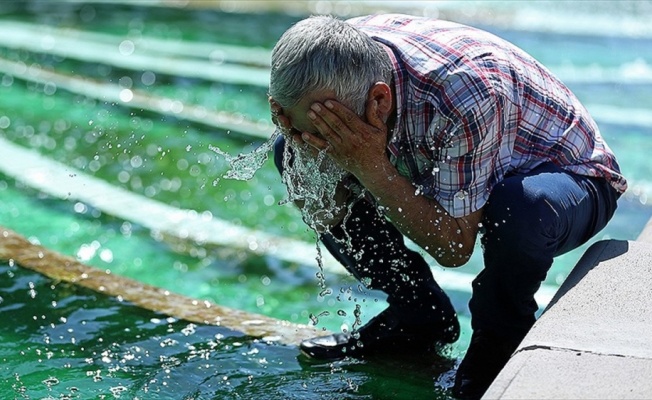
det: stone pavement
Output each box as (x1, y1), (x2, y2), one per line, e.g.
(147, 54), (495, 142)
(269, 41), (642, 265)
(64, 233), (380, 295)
(484, 237), (652, 399)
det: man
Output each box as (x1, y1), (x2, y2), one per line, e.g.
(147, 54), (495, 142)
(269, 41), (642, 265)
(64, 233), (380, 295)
(268, 14), (626, 399)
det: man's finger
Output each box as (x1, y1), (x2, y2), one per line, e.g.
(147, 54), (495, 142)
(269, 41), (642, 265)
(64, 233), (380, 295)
(301, 131), (331, 152)
(276, 114), (291, 129)
(324, 100), (360, 128)
(309, 101), (357, 139)
(269, 98), (283, 117)
(306, 105), (342, 145)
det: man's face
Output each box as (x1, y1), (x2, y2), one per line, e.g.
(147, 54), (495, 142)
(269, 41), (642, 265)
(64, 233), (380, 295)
(273, 89), (337, 141)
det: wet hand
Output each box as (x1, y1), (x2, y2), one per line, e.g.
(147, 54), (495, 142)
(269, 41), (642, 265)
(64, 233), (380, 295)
(303, 99), (390, 180)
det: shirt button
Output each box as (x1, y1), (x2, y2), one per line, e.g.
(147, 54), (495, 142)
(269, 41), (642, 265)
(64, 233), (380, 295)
(455, 190), (468, 200)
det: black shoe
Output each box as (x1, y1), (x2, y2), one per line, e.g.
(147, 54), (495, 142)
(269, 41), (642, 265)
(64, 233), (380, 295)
(452, 330), (521, 400)
(299, 306), (459, 361)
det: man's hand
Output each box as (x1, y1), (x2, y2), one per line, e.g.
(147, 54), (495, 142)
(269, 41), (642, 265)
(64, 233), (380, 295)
(302, 99), (390, 181)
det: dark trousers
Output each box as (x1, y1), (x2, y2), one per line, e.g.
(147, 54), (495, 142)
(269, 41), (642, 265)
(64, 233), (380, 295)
(274, 137), (619, 341)
(471, 162), (619, 340)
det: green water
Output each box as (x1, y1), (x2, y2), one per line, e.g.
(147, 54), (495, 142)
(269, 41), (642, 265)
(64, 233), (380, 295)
(1, 260), (450, 399)
(1, 1), (652, 399)
(0, 177), (465, 399)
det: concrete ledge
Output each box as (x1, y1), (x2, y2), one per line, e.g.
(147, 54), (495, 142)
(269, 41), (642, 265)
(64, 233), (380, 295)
(485, 239), (652, 399)
(488, 347), (652, 399)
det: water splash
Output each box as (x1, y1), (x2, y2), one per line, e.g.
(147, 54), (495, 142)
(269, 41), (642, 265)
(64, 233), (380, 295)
(209, 129), (280, 183)
(210, 128), (349, 233)
(212, 129), (355, 324)
(279, 137), (349, 233)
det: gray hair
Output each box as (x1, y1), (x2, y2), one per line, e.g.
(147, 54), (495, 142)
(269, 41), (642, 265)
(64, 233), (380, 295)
(269, 15), (393, 115)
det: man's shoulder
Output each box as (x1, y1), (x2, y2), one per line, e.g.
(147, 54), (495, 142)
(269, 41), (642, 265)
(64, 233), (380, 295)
(346, 13), (411, 26)
(347, 13), (465, 31)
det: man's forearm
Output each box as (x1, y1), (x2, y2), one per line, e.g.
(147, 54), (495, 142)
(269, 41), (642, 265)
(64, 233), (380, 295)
(356, 159), (481, 267)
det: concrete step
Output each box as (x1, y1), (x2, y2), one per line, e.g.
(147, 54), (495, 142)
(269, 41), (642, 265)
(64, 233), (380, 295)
(485, 239), (652, 399)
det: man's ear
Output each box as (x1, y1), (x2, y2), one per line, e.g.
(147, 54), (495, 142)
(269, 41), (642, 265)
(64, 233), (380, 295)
(367, 82), (393, 121)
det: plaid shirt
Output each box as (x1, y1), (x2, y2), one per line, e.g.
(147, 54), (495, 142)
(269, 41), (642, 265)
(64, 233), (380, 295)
(350, 14), (627, 218)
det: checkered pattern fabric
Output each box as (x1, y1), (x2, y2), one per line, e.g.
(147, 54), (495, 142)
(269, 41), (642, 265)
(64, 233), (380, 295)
(350, 14), (627, 217)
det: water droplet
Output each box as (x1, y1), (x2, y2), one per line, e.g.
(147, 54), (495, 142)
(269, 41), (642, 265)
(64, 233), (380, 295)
(118, 39), (135, 55)
(181, 324), (196, 336)
(119, 89), (133, 102)
(42, 377), (59, 387)
(352, 304), (363, 330)
(110, 385), (128, 396)
(159, 338), (178, 348)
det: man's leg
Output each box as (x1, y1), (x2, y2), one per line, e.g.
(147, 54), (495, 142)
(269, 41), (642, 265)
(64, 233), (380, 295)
(311, 199), (460, 352)
(274, 136), (459, 359)
(453, 163), (620, 399)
